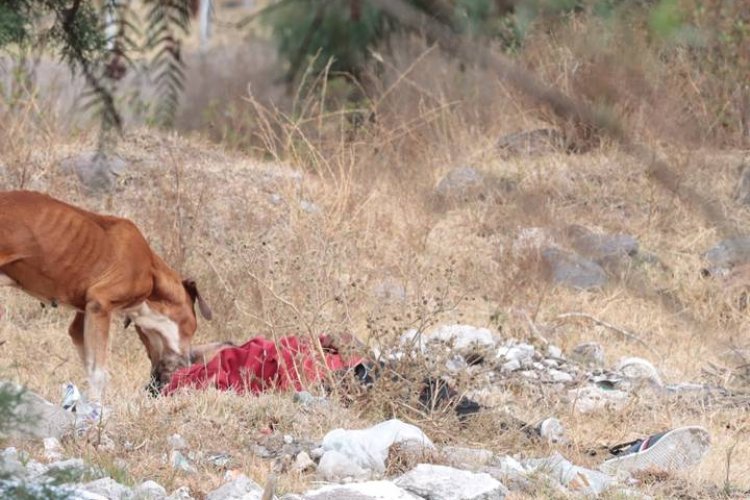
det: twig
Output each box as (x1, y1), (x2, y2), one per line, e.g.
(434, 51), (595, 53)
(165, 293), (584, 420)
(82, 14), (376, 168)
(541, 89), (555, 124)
(555, 312), (650, 349)
(521, 310), (549, 346)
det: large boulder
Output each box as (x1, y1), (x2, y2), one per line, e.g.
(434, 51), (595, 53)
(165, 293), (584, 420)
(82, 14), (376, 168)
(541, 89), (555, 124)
(1, 382), (75, 440)
(205, 474), (264, 500)
(303, 481), (419, 500)
(395, 464), (508, 500)
(542, 248), (607, 290)
(565, 225), (638, 264)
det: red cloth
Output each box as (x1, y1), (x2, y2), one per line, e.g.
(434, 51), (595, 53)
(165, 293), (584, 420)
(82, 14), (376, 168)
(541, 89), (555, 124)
(162, 335), (362, 396)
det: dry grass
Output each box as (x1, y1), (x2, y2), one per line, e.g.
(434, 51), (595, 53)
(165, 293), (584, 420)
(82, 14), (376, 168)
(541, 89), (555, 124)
(1, 8), (750, 498)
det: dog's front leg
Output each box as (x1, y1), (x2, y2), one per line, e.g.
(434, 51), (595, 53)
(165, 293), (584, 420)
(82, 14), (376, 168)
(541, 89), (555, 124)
(83, 299), (112, 402)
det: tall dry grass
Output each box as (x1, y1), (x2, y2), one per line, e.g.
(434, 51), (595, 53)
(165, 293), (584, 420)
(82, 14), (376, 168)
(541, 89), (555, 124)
(1, 4), (750, 497)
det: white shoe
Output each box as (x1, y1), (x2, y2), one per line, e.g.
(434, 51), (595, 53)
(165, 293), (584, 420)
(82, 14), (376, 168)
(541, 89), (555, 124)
(599, 426), (710, 476)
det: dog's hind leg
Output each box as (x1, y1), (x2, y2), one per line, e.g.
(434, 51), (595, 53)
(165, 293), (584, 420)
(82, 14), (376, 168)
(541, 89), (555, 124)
(83, 298), (112, 402)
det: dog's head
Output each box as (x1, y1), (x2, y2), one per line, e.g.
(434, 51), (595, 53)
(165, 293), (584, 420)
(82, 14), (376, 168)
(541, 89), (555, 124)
(135, 277), (215, 394)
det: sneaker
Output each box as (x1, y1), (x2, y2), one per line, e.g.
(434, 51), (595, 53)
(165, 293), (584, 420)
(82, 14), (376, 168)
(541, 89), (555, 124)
(599, 426), (710, 476)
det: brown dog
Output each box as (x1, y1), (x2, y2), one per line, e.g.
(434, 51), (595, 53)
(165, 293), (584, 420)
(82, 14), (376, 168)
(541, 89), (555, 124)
(0, 190), (224, 399)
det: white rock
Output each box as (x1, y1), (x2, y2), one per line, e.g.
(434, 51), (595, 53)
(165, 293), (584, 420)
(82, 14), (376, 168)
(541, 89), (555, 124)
(80, 477), (133, 500)
(442, 446), (495, 469)
(317, 450), (369, 481)
(170, 450), (197, 474)
(134, 480), (168, 499)
(569, 385), (629, 413)
(519, 370), (538, 380)
(395, 464), (508, 500)
(537, 418), (567, 444)
(428, 325), (498, 351)
(168, 434), (188, 450)
(446, 356), (468, 373)
(167, 486), (194, 500)
(283, 434), (294, 445)
(43, 437), (63, 461)
(320, 419), (434, 479)
(547, 345), (563, 358)
(501, 359), (521, 372)
(616, 357), (662, 386)
(1, 382), (75, 440)
(45, 458), (87, 479)
(493, 456), (526, 476)
(206, 474), (264, 500)
(524, 452), (612, 496)
(0, 447), (25, 476)
(548, 369), (573, 383)
(303, 480), (419, 499)
(294, 451), (315, 472)
(497, 344), (535, 362)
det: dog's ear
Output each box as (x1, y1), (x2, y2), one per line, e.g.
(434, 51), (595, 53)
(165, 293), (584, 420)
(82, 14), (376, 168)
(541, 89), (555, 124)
(189, 341), (234, 364)
(183, 278), (213, 320)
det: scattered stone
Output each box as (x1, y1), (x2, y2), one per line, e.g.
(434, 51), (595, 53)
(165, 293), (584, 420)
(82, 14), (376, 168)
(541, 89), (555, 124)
(571, 342), (605, 368)
(250, 444), (272, 459)
(45, 458), (87, 478)
(565, 225), (638, 264)
(43, 437), (63, 461)
(536, 418), (567, 444)
(80, 477), (133, 500)
(497, 128), (566, 156)
(1, 382), (75, 440)
(320, 419), (434, 480)
(428, 324), (499, 352)
(546, 345), (562, 359)
(542, 247), (608, 290)
(317, 450), (369, 481)
(205, 452), (232, 468)
(59, 151), (127, 193)
(500, 359), (521, 372)
(395, 463), (508, 500)
(704, 237), (750, 271)
(481, 456), (530, 492)
(134, 480), (168, 499)
(299, 200), (321, 214)
(616, 357), (662, 386)
(524, 452), (611, 496)
(497, 343), (535, 362)
(442, 446), (495, 470)
(0, 448), (25, 476)
(548, 369), (573, 383)
(168, 434), (188, 450)
(434, 167), (484, 203)
(303, 480), (419, 499)
(283, 435), (294, 445)
(568, 385), (629, 413)
(170, 450), (197, 474)
(206, 474), (264, 500)
(294, 451), (315, 473)
(167, 486), (194, 500)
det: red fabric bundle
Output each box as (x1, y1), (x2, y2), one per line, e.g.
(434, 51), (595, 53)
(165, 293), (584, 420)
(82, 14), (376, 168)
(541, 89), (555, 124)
(162, 335), (362, 396)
